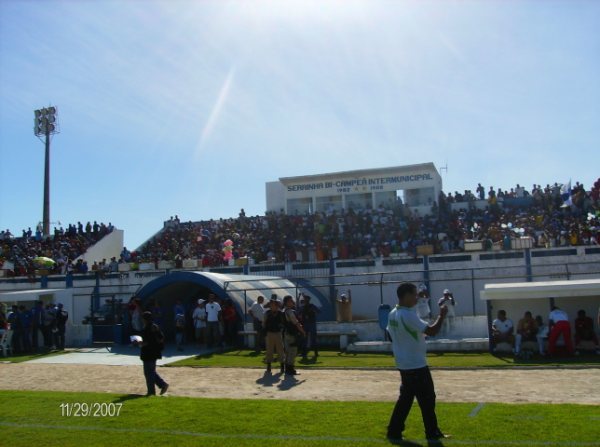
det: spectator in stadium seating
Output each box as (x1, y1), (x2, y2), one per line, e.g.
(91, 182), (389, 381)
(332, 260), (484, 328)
(300, 294), (319, 360)
(491, 310), (514, 351)
(283, 295), (305, 376)
(248, 295), (266, 351)
(205, 293), (222, 349)
(54, 303), (68, 350)
(387, 282), (449, 442)
(108, 257), (119, 273)
(336, 290), (353, 322)
(263, 297), (285, 374)
(574, 310), (600, 353)
(548, 306), (574, 356)
(515, 311), (538, 357)
(137, 311), (168, 396)
(192, 299), (207, 346)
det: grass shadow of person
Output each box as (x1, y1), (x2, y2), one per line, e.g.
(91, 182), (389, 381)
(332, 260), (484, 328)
(298, 356), (319, 365)
(387, 438), (422, 446)
(112, 394), (147, 403)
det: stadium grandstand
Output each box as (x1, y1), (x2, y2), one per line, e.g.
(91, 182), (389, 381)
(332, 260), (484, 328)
(0, 222), (115, 277)
(131, 178), (599, 267)
(1, 178), (599, 275)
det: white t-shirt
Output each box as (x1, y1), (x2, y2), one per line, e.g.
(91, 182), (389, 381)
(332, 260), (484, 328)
(416, 297), (430, 319)
(438, 296), (456, 317)
(549, 309), (568, 323)
(387, 305), (429, 370)
(192, 307), (207, 328)
(205, 302), (221, 322)
(492, 318), (513, 334)
(249, 301), (266, 321)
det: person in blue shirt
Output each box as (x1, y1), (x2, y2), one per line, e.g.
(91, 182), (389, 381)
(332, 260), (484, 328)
(18, 305), (32, 353)
(386, 282), (449, 443)
(31, 301), (45, 351)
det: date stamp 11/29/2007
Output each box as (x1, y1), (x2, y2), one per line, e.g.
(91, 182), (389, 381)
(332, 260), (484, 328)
(60, 402), (123, 417)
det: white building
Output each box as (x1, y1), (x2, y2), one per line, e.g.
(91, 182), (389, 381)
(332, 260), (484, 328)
(266, 162), (442, 215)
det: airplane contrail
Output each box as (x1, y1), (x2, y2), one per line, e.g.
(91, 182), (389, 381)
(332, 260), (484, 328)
(197, 66), (235, 151)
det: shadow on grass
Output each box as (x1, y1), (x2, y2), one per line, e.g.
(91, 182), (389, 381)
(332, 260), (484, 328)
(298, 355), (321, 365)
(112, 394), (147, 403)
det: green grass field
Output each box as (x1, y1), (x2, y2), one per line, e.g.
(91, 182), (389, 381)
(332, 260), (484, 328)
(168, 349), (600, 369)
(0, 391), (598, 446)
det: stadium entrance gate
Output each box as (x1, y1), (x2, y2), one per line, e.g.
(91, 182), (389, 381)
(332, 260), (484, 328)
(134, 271), (330, 343)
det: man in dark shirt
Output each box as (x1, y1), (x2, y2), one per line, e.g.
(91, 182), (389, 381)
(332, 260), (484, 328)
(137, 311), (169, 396)
(55, 303), (69, 350)
(31, 301), (44, 351)
(300, 295), (320, 360)
(574, 310), (599, 353)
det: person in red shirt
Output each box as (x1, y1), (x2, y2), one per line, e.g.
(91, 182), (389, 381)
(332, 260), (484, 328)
(222, 299), (238, 346)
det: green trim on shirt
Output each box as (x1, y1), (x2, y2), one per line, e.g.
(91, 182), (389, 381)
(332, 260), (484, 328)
(400, 316), (419, 341)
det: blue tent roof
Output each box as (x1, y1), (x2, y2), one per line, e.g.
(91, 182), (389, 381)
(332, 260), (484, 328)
(136, 271), (330, 318)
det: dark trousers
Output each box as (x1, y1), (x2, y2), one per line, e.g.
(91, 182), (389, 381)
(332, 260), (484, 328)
(302, 326), (318, 357)
(55, 327), (66, 350)
(32, 326), (41, 350)
(143, 359), (167, 395)
(253, 319), (265, 350)
(206, 322), (221, 348)
(388, 366), (440, 438)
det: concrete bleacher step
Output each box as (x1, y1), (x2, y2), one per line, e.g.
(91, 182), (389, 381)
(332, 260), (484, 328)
(347, 337), (489, 353)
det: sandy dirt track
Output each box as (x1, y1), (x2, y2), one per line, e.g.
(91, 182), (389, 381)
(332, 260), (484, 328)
(0, 363), (598, 405)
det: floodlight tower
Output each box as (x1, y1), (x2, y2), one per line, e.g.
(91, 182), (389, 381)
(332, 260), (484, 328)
(34, 106), (59, 237)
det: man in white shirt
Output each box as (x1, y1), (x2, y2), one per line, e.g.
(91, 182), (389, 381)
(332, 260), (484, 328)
(548, 306), (574, 355)
(205, 293), (222, 349)
(192, 299), (207, 346)
(386, 282), (449, 443)
(491, 310), (514, 351)
(437, 289), (455, 336)
(416, 284), (431, 321)
(248, 296), (266, 351)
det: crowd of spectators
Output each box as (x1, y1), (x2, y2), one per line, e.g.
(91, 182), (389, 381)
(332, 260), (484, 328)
(131, 179), (599, 266)
(0, 222), (114, 277)
(1, 179), (598, 274)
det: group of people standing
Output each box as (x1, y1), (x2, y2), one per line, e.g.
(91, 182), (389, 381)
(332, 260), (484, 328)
(128, 294), (239, 352)
(0, 301), (68, 353)
(249, 293), (319, 375)
(415, 285), (456, 337)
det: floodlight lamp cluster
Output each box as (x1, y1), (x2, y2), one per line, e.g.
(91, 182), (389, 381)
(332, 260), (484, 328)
(34, 106), (59, 136)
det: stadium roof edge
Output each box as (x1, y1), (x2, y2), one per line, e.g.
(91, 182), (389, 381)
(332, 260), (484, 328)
(277, 162), (438, 183)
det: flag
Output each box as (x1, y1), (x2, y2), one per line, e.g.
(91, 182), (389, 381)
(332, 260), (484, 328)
(560, 180), (572, 207)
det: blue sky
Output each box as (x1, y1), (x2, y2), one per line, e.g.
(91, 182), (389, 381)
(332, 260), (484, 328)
(1, 0), (599, 249)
